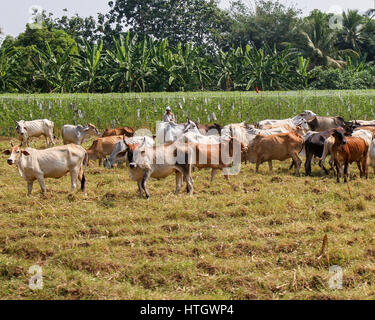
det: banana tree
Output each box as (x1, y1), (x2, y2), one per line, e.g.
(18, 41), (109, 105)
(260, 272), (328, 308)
(76, 40), (104, 93)
(32, 41), (77, 93)
(0, 46), (26, 92)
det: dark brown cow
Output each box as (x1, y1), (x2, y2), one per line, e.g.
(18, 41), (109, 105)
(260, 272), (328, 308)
(102, 126), (135, 138)
(194, 121), (222, 135)
(332, 129), (368, 183)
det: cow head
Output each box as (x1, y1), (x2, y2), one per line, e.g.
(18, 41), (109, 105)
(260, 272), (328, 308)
(293, 125), (305, 137)
(84, 123), (101, 136)
(3, 143), (30, 165)
(299, 110), (316, 121)
(15, 121), (28, 137)
(122, 137), (148, 169)
(332, 129), (347, 145)
(296, 119), (309, 132)
(183, 118), (198, 133)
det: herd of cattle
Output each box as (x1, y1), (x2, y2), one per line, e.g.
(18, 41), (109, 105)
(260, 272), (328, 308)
(4, 110), (375, 198)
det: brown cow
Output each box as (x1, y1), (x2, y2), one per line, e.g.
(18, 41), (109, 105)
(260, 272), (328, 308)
(189, 137), (247, 182)
(246, 126), (304, 175)
(86, 135), (123, 166)
(332, 129), (368, 183)
(102, 126), (135, 138)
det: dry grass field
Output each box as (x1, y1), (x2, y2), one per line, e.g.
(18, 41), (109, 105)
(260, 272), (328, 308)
(1, 136), (375, 300)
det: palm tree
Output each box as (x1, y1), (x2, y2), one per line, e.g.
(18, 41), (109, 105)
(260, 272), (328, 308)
(337, 10), (365, 53)
(294, 10), (358, 69)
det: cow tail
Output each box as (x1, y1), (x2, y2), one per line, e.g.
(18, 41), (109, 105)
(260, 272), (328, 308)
(81, 151), (89, 192)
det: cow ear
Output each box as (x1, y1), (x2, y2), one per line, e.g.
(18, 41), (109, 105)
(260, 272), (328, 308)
(22, 150), (30, 156)
(3, 150), (11, 155)
(116, 150), (127, 158)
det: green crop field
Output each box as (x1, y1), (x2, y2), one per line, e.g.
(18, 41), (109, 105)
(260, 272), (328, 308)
(1, 90), (375, 300)
(1, 90), (375, 136)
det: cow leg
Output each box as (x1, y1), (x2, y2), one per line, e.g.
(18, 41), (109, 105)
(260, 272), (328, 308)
(292, 154), (302, 176)
(142, 171), (151, 199)
(256, 160), (261, 173)
(268, 161), (273, 172)
(357, 161), (363, 178)
(175, 171), (183, 195)
(344, 162), (349, 183)
(37, 176), (46, 194)
(335, 161), (340, 183)
(70, 168), (80, 193)
(289, 160), (295, 170)
(50, 133), (56, 146)
(27, 181), (34, 196)
(211, 169), (218, 183)
(137, 181), (143, 198)
(98, 158), (103, 167)
(305, 152), (313, 176)
(44, 135), (49, 148)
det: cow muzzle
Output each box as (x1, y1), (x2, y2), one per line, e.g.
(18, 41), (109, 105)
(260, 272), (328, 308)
(7, 159), (13, 165)
(129, 163), (137, 169)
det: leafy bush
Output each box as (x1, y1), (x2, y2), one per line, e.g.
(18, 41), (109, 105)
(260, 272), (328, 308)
(309, 67), (375, 90)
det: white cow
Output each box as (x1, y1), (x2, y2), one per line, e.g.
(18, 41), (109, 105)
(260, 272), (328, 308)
(222, 122), (290, 148)
(4, 143), (88, 195)
(258, 110), (316, 129)
(103, 136), (155, 169)
(62, 124), (101, 145)
(16, 119), (55, 147)
(352, 120), (375, 126)
(369, 140), (375, 174)
(118, 138), (194, 198)
(156, 118), (198, 144)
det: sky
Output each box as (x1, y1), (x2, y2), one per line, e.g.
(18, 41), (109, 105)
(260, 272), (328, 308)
(0, 0), (374, 37)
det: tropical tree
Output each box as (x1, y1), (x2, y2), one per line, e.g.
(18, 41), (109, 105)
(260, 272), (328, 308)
(0, 45), (26, 92)
(32, 41), (77, 93)
(105, 33), (155, 92)
(293, 10), (358, 69)
(337, 10), (366, 53)
(76, 40), (104, 92)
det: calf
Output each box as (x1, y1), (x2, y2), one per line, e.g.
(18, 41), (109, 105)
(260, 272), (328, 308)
(16, 119), (55, 147)
(119, 139), (194, 199)
(102, 126), (135, 138)
(246, 126), (305, 175)
(3, 143), (87, 195)
(62, 124), (101, 145)
(86, 135), (123, 166)
(332, 129), (368, 183)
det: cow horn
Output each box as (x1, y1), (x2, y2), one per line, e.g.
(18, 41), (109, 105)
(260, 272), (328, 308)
(10, 141), (14, 147)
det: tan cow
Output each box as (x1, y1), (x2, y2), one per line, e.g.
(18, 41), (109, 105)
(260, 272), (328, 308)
(86, 135), (123, 166)
(3, 143), (88, 195)
(246, 126), (305, 175)
(188, 137), (248, 182)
